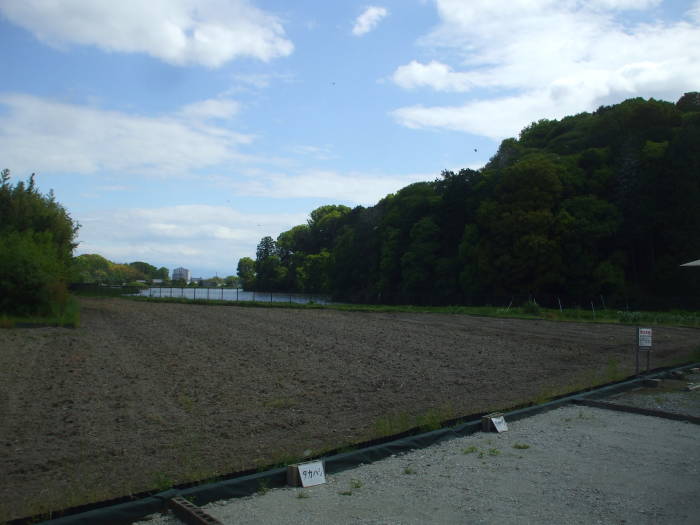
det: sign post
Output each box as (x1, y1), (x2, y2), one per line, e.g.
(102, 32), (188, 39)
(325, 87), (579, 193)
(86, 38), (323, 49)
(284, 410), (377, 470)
(636, 327), (652, 374)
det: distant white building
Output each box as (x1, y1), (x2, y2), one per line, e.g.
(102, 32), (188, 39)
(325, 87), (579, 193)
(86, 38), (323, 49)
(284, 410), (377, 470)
(172, 267), (191, 283)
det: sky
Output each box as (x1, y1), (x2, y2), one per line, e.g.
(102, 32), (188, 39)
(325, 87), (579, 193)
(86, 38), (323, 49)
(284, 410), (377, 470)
(1, 0), (699, 278)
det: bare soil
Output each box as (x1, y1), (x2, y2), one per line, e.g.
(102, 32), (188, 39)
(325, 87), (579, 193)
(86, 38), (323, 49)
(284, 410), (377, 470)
(0, 297), (698, 521)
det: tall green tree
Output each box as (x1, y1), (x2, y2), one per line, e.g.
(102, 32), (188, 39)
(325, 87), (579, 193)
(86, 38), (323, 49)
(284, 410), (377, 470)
(0, 170), (78, 315)
(236, 257), (256, 290)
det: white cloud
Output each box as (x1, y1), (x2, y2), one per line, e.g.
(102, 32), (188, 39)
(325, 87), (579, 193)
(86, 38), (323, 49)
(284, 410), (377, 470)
(287, 144), (336, 160)
(229, 72), (296, 92)
(587, 0), (661, 9)
(393, 90), (556, 139)
(218, 170), (437, 206)
(689, 0), (700, 22)
(0, 0), (293, 67)
(392, 60), (478, 92)
(391, 0), (700, 139)
(178, 98), (240, 120)
(0, 94), (252, 176)
(76, 205), (308, 273)
(352, 6), (389, 36)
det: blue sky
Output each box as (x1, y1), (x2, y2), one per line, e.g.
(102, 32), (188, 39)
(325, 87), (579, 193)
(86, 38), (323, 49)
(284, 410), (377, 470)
(1, 0), (699, 278)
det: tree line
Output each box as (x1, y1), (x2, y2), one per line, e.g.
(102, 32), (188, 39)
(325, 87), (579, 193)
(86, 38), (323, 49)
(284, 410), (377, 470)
(239, 93), (700, 308)
(71, 254), (169, 285)
(71, 254), (240, 287)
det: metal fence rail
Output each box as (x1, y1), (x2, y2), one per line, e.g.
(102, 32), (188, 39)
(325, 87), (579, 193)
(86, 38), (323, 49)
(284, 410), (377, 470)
(139, 287), (332, 305)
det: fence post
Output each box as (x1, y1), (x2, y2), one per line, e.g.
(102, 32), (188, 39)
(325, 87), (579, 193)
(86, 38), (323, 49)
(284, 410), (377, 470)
(207, 287), (210, 300)
(237, 288), (239, 301)
(557, 297), (563, 313)
(590, 300), (596, 318)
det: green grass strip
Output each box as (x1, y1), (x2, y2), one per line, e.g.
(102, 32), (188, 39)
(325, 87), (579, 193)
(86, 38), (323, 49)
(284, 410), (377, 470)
(0, 296), (81, 329)
(124, 295), (700, 328)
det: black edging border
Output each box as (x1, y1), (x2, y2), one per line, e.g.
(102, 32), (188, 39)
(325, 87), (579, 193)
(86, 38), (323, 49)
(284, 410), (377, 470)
(25, 361), (699, 525)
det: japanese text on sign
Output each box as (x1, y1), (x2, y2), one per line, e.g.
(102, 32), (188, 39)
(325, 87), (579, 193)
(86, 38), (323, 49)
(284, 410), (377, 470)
(638, 328), (652, 348)
(299, 461), (326, 487)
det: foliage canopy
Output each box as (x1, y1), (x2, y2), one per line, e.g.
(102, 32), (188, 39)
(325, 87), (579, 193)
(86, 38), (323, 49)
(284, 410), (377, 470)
(0, 170), (79, 315)
(240, 93), (700, 308)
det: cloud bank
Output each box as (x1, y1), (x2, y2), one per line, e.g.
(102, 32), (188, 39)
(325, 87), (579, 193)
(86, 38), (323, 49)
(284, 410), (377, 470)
(0, 0), (293, 67)
(0, 94), (250, 176)
(77, 205), (308, 274)
(391, 0), (700, 139)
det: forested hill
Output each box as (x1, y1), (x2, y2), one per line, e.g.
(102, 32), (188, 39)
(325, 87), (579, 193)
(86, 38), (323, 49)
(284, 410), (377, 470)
(240, 93), (700, 308)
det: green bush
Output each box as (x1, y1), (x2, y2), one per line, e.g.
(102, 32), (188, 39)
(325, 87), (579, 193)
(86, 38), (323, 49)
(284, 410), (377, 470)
(0, 169), (77, 316)
(522, 299), (541, 315)
(0, 230), (68, 315)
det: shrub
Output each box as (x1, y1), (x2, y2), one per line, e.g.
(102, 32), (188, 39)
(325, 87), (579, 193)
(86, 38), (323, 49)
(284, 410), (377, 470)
(522, 299), (541, 315)
(0, 170), (78, 316)
(0, 231), (68, 315)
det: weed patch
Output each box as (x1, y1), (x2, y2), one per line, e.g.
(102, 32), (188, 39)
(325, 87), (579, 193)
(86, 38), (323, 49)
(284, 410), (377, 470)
(257, 480), (270, 495)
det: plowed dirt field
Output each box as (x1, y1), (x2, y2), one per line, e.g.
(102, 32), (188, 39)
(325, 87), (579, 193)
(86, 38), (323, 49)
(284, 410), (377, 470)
(1, 297), (698, 521)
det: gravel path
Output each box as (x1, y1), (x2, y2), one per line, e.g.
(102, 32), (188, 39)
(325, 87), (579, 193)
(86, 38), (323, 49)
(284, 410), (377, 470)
(137, 392), (700, 525)
(607, 371), (700, 418)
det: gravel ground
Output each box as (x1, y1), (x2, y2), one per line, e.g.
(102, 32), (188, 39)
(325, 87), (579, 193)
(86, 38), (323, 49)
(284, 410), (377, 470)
(607, 371), (700, 418)
(137, 388), (700, 525)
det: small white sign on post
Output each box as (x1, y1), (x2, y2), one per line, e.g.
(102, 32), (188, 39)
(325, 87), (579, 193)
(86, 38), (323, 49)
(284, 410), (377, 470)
(638, 327), (652, 348)
(482, 412), (508, 433)
(298, 461), (326, 487)
(491, 415), (508, 433)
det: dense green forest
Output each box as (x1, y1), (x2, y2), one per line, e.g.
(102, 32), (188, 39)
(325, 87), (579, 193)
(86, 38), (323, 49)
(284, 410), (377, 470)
(240, 94), (700, 309)
(0, 170), (78, 315)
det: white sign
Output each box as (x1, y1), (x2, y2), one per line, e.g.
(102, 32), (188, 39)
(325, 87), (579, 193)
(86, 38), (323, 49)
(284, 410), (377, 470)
(492, 416), (508, 433)
(638, 328), (652, 348)
(298, 461), (326, 487)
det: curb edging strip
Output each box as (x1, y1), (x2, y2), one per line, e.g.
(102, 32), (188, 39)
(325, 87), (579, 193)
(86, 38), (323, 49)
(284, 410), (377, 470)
(571, 398), (700, 424)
